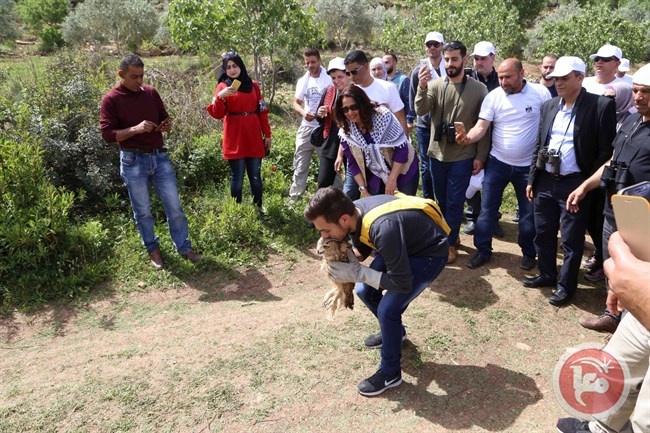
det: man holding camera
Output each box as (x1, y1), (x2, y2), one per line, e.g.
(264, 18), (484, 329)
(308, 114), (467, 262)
(415, 41), (490, 264)
(524, 56), (616, 306)
(457, 58), (551, 270)
(566, 63), (650, 334)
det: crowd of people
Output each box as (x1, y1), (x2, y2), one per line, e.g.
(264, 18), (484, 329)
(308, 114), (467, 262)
(99, 38), (648, 426)
(294, 34), (649, 428)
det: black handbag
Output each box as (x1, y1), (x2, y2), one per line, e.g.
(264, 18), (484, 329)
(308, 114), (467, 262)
(310, 123), (325, 147)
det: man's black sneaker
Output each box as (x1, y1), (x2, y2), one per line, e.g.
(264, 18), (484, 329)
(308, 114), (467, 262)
(357, 370), (402, 396)
(364, 328), (407, 349)
(556, 417), (592, 433)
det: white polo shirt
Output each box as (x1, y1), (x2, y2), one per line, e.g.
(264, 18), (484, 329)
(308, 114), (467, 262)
(358, 78), (404, 113)
(295, 67), (332, 127)
(479, 81), (551, 167)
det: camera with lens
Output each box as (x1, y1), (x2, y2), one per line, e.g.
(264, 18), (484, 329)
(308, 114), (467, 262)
(535, 148), (561, 177)
(599, 161), (630, 192)
(434, 121), (456, 144)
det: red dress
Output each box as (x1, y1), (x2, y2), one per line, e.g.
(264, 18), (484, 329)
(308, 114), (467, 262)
(206, 81), (271, 159)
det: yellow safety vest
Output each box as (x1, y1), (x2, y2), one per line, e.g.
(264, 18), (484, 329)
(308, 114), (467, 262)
(359, 192), (451, 250)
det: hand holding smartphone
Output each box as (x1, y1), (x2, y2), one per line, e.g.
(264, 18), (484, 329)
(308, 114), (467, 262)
(155, 117), (170, 132)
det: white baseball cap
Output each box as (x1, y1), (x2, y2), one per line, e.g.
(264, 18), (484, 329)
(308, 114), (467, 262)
(589, 44), (623, 60)
(466, 170), (484, 199)
(547, 56), (586, 78)
(618, 58), (630, 72)
(633, 63), (650, 86)
(470, 41), (495, 57)
(425, 32), (444, 44)
(327, 57), (346, 74)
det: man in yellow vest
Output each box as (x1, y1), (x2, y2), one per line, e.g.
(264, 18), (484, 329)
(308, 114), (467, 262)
(304, 187), (449, 396)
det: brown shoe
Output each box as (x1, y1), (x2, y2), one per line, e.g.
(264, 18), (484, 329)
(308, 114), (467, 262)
(182, 251), (202, 264)
(448, 246), (457, 264)
(579, 313), (619, 333)
(149, 248), (163, 269)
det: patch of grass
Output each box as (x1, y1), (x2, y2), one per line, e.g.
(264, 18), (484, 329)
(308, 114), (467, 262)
(423, 333), (453, 353)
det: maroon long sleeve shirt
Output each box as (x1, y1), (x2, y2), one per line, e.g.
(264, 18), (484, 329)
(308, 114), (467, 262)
(100, 84), (169, 150)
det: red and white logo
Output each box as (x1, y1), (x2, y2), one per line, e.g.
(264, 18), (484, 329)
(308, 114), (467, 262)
(553, 343), (631, 419)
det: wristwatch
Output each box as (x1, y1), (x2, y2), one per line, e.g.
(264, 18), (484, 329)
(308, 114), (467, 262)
(359, 185), (367, 192)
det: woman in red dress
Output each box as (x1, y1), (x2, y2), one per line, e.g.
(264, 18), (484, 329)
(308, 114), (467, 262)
(206, 51), (271, 212)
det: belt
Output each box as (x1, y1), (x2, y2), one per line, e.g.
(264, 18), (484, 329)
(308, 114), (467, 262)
(544, 170), (582, 180)
(120, 147), (167, 154)
(227, 111), (256, 116)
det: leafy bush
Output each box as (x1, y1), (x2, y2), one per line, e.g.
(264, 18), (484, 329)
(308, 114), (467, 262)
(311, 0), (385, 50)
(62, 0), (160, 53)
(525, 2), (649, 63)
(0, 0), (20, 46)
(0, 137), (111, 308)
(17, 0), (68, 51)
(377, 0), (523, 58)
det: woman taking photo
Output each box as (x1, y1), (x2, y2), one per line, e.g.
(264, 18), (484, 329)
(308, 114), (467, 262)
(313, 57), (349, 188)
(206, 51), (271, 214)
(334, 84), (418, 197)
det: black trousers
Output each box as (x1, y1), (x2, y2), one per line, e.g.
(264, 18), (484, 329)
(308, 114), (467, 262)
(533, 171), (589, 294)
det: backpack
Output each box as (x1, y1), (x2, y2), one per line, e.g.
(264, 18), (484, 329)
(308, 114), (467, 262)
(359, 192), (450, 250)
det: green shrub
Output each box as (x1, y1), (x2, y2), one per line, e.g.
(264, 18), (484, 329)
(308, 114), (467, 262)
(17, 0), (69, 52)
(0, 0), (20, 46)
(171, 131), (229, 192)
(62, 0), (160, 53)
(0, 137), (111, 308)
(525, 2), (649, 63)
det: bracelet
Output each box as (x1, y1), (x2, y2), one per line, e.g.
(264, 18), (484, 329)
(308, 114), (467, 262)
(359, 185), (367, 192)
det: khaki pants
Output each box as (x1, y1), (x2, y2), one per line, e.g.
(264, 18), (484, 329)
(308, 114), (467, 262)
(590, 312), (650, 433)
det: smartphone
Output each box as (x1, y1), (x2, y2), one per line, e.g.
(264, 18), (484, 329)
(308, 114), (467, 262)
(155, 117), (169, 132)
(453, 122), (466, 136)
(231, 79), (241, 90)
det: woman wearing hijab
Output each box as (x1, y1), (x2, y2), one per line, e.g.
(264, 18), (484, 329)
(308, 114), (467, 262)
(206, 51), (271, 214)
(369, 57), (388, 80)
(334, 85), (418, 196)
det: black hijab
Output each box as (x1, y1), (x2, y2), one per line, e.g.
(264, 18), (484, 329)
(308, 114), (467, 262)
(218, 51), (254, 93)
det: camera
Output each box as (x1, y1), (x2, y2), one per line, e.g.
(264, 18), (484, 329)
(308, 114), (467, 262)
(434, 121), (456, 144)
(535, 148), (561, 177)
(599, 161), (631, 192)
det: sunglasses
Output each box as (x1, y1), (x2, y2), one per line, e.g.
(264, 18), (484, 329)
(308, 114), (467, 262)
(221, 50), (238, 60)
(345, 65), (365, 76)
(341, 104), (360, 114)
(594, 57), (616, 63)
(426, 41), (442, 48)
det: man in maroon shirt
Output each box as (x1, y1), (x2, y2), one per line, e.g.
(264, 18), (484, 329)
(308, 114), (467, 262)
(100, 54), (200, 269)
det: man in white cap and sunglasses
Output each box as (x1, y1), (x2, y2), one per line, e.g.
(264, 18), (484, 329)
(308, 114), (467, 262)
(408, 31), (447, 201)
(583, 44), (625, 95)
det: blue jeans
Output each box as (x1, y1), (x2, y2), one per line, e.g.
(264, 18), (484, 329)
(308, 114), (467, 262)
(474, 155), (535, 258)
(343, 160), (360, 200)
(429, 157), (473, 247)
(228, 158), (263, 207)
(416, 126), (434, 200)
(120, 151), (192, 254)
(355, 254), (447, 376)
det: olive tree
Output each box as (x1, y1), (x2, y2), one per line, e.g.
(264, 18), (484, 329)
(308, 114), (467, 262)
(311, 0), (385, 50)
(17, 0), (69, 51)
(62, 0), (159, 53)
(0, 0), (20, 46)
(166, 0), (322, 105)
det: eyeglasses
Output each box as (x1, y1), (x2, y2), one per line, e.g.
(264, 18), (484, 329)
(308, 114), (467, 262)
(341, 104), (360, 114)
(594, 57), (616, 63)
(442, 41), (464, 52)
(345, 65), (365, 76)
(426, 41), (442, 48)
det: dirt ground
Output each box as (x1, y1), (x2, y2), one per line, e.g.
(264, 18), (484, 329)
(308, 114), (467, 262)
(0, 220), (611, 433)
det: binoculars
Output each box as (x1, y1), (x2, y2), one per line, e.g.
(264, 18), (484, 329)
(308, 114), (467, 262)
(434, 121), (456, 144)
(599, 161), (631, 192)
(536, 148), (562, 177)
